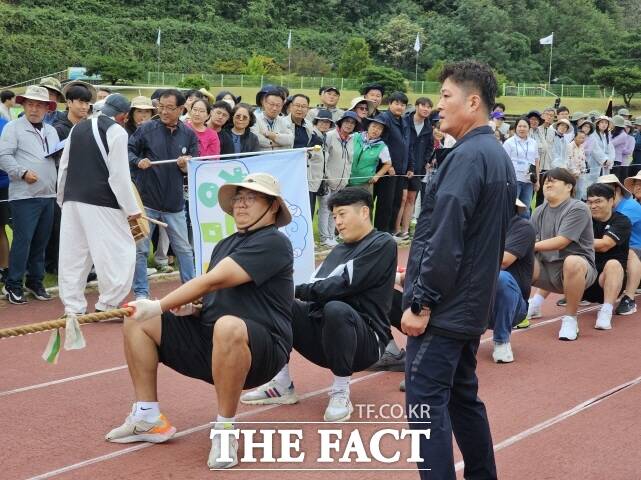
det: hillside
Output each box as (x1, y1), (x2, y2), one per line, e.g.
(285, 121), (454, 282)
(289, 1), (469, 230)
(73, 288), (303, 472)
(0, 0), (639, 86)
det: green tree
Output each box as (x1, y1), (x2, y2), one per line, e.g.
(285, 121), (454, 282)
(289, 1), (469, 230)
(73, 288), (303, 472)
(360, 66), (407, 94)
(424, 60), (445, 82)
(85, 56), (144, 85)
(288, 49), (332, 76)
(214, 59), (246, 74)
(374, 14), (422, 71)
(177, 76), (210, 90)
(338, 37), (372, 78)
(244, 54), (282, 76)
(593, 66), (641, 107)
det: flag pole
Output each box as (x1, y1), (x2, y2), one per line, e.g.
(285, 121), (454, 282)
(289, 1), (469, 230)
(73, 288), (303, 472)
(287, 30), (292, 78)
(415, 50), (419, 83)
(547, 32), (553, 89)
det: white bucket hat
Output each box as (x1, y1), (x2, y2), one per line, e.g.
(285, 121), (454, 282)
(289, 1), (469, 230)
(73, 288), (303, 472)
(15, 85), (57, 111)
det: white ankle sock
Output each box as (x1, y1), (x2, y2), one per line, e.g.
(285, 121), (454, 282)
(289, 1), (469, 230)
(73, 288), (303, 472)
(274, 364), (292, 388)
(331, 375), (351, 394)
(601, 303), (613, 314)
(530, 294), (545, 308)
(216, 414), (235, 428)
(133, 401), (160, 421)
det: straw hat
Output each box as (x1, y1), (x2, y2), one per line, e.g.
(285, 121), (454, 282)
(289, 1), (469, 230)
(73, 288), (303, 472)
(597, 174), (631, 197)
(349, 96), (375, 116)
(199, 88), (216, 102)
(62, 80), (97, 103)
(624, 171), (641, 192)
(15, 85), (57, 111)
(612, 115), (626, 128)
(218, 173), (291, 227)
(130, 96), (155, 111)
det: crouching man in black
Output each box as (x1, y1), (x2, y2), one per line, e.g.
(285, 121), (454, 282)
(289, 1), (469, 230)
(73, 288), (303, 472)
(241, 187), (397, 422)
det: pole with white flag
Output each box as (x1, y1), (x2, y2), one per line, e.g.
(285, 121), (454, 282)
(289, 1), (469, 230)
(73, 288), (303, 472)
(539, 32), (554, 89)
(156, 28), (161, 79)
(287, 30), (292, 77)
(413, 32), (421, 83)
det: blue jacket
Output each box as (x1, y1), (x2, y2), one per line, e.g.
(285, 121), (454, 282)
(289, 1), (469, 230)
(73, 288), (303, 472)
(381, 110), (414, 174)
(403, 126), (517, 338)
(128, 119), (199, 212)
(405, 111), (433, 176)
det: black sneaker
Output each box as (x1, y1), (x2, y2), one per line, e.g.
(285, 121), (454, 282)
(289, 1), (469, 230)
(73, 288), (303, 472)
(615, 295), (637, 316)
(24, 283), (52, 301)
(2, 285), (27, 305)
(366, 349), (406, 372)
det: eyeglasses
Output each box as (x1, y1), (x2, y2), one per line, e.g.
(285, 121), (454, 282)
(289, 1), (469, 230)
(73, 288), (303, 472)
(355, 105), (368, 111)
(231, 192), (265, 206)
(191, 108), (208, 114)
(234, 114), (250, 120)
(264, 101), (283, 109)
(157, 105), (179, 112)
(291, 103), (308, 110)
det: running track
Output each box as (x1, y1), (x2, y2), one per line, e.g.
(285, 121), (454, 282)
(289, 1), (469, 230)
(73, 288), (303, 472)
(1, 248), (640, 479)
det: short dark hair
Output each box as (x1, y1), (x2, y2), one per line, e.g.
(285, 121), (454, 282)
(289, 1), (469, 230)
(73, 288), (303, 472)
(415, 97), (433, 107)
(514, 116), (530, 130)
(587, 183), (615, 200)
(328, 187), (373, 211)
(185, 89), (204, 100)
(557, 106), (569, 114)
(493, 102), (506, 112)
(232, 103), (256, 128)
(1, 90), (15, 103)
(290, 93), (310, 105)
(544, 168), (576, 188)
(160, 88), (186, 107)
(150, 89), (165, 101)
(388, 91), (409, 105)
(65, 85), (92, 102)
(439, 60), (497, 113)
(191, 98), (211, 114)
(97, 87), (112, 94)
(212, 100), (233, 117)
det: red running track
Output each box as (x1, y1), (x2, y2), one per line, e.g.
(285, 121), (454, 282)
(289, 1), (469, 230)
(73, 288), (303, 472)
(1, 249), (640, 479)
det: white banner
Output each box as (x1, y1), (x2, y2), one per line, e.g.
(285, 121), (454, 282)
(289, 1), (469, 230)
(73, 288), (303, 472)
(539, 33), (553, 45)
(188, 150), (314, 285)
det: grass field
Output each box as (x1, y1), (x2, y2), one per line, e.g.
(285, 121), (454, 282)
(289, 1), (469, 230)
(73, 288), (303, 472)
(108, 85), (640, 116)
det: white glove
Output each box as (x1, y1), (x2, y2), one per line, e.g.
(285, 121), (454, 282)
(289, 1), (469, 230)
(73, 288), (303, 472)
(125, 299), (162, 322)
(170, 303), (202, 317)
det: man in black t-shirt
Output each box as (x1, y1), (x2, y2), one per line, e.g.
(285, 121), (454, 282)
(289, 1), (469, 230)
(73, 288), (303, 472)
(584, 183), (631, 330)
(241, 188), (397, 423)
(105, 173), (294, 471)
(488, 199), (535, 364)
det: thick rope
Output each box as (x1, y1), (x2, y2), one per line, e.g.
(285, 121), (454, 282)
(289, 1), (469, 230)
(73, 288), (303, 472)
(0, 308), (132, 339)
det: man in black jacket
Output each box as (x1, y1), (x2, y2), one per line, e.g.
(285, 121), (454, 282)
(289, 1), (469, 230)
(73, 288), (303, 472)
(129, 89), (199, 299)
(240, 188), (397, 423)
(402, 60), (516, 480)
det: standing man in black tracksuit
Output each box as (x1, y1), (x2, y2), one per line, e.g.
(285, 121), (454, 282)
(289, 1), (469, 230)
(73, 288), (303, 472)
(402, 61), (516, 480)
(375, 91), (413, 234)
(128, 89), (199, 300)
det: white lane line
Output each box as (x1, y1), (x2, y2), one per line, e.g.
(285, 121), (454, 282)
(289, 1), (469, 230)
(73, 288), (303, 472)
(0, 366), (127, 398)
(3, 305), (599, 398)
(455, 374), (641, 472)
(24, 372), (384, 480)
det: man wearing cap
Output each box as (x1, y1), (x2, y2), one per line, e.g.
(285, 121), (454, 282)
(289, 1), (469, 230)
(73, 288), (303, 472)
(241, 187), (396, 423)
(527, 168), (597, 341)
(362, 83), (385, 116)
(307, 86), (344, 124)
(597, 174), (641, 315)
(106, 173), (294, 471)
(129, 88), (198, 300)
(307, 109), (334, 218)
(618, 108), (632, 122)
(251, 88), (294, 151)
(0, 86), (60, 304)
(57, 94), (141, 316)
(38, 77), (66, 125)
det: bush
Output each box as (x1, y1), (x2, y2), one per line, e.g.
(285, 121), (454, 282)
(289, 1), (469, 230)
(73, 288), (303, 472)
(177, 76), (210, 90)
(359, 66), (407, 94)
(213, 59), (246, 74)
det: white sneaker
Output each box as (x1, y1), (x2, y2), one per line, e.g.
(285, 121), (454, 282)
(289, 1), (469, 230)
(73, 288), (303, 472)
(146, 267), (157, 277)
(105, 412), (176, 444)
(208, 423), (238, 469)
(595, 309), (613, 330)
(324, 390), (353, 422)
(558, 316), (579, 341)
(492, 342), (514, 363)
(240, 380), (298, 405)
(527, 302), (542, 319)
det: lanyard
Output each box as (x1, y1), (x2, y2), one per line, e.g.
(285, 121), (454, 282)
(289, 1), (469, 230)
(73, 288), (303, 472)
(514, 137), (530, 163)
(28, 125), (49, 155)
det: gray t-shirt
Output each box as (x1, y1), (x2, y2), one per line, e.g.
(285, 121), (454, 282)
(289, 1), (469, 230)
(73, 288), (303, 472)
(531, 197), (595, 268)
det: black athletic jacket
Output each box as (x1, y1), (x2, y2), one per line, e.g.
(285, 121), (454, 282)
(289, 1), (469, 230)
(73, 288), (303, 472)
(403, 126), (517, 338)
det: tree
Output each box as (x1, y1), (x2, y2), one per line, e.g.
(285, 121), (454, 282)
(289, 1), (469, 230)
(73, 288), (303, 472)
(374, 14), (422, 71)
(288, 49), (332, 76)
(338, 37), (371, 78)
(360, 66), (407, 94)
(244, 54), (282, 76)
(593, 66), (641, 107)
(85, 56), (143, 85)
(214, 59), (246, 74)
(177, 76), (210, 90)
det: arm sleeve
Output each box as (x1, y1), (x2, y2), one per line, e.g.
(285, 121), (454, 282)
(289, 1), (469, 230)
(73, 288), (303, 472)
(410, 157), (483, 307)
(557, 205), (591, 243)
(187, 130), (200, 157)
(379, 146), (391, 164)
(0, 123), (25, 180)
(128, 128), (144, 172)
(250, 124), (272, 149)
(295, 237), (397, 302)
(56, 132), (71, 207)
(229, 233), (292, 287)
(106, 126), (141, 216)
(274, 120), (294, 148)
(505, 221), (535, 259)
(605, 215), (631, 245)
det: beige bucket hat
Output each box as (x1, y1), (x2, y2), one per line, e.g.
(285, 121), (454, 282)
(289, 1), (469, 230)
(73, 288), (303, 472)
(349, 96), (376, 116)
(15, 85), (58, 111)
(130, 96), (155, 111)
(218, 173), (292, 227)
(62, 80), (97, 103)
(624, 171), (641, 192)
(594, 115), (613, 130)
(598, 174), (631, 197)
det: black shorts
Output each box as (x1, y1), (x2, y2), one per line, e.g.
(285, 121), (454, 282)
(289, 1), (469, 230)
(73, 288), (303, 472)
(158, 312), (288, 389)
(407, 176), (422, 192)
(582, 270), (626, 304)
(0, 187), (9, 226)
